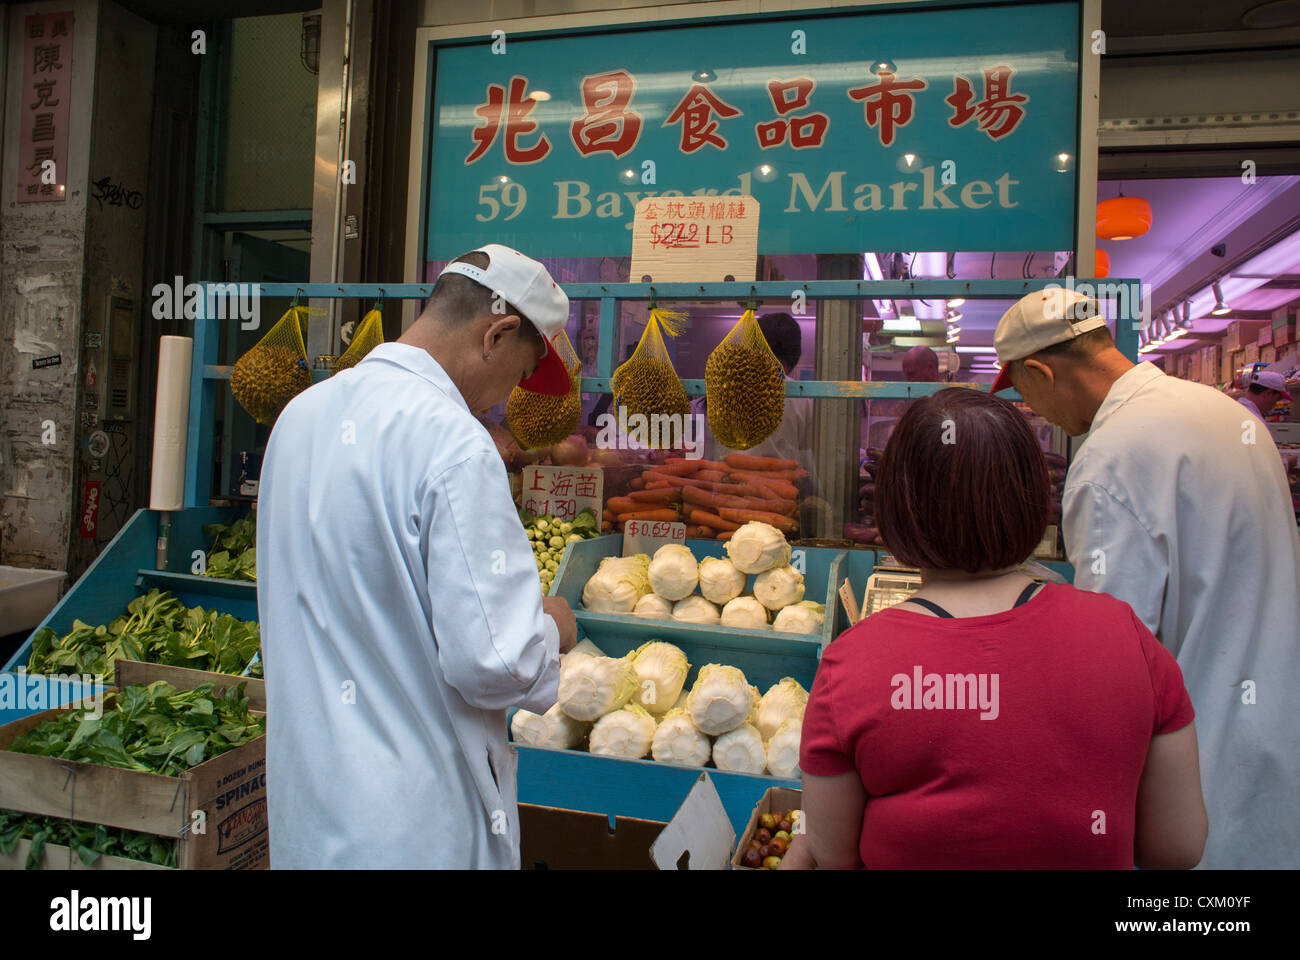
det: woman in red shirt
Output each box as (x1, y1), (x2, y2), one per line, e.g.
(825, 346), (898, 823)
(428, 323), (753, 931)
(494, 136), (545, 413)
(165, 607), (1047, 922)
(789, 388), (1207, 869)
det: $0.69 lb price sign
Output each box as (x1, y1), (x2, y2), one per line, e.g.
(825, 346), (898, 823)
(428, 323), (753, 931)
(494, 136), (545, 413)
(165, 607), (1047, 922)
(623, 518), (686, 558)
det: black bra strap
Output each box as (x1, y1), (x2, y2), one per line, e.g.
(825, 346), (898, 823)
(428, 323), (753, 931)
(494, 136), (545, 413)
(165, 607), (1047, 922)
(1013, 582), (1043, 607)
(903, 597), (953, 618)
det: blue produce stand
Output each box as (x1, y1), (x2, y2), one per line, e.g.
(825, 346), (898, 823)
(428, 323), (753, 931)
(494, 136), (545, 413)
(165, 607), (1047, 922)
(2, 278), (1119, 839)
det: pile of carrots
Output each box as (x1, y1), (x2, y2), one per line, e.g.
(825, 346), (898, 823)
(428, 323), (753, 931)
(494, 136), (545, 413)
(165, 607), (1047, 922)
(601, 453), (807, 541)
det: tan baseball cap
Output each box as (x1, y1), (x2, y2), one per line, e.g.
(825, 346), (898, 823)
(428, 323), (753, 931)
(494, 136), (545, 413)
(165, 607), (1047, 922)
(991, 288), (1107, 393)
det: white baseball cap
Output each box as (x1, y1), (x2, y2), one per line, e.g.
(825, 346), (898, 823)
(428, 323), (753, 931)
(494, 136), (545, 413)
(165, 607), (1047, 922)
(992, 288), (1107, 393)
(1248, 369), (1293, 400)
(438, 243), (572, 395)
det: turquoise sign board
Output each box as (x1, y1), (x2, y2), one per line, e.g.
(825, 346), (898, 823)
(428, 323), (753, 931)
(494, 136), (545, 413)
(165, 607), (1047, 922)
(425, 1), (1081, 260)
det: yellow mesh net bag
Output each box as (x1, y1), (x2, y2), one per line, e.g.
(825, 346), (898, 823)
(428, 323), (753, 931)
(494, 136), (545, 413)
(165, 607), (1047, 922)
(705, 308), (786, 450)
(506, 329), (582, 450)
(610, 308), (690, 448)
(230, 305), (318, 425)
(332, 307), (385, 374)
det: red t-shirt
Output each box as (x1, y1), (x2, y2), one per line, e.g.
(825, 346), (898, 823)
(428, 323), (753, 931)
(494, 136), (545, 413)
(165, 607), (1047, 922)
(800, 583), (1194, 868)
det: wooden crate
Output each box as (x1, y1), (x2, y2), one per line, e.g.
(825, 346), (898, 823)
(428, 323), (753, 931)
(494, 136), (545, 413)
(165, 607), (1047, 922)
(0, 659), (267, 870)
(0, 838), (171, 871)
(115, 660), (265, 712)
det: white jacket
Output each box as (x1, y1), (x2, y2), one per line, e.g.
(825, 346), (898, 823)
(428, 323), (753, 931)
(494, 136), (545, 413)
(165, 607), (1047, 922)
(257, 343), (560, 868)
(1063, 363), (1300, 868)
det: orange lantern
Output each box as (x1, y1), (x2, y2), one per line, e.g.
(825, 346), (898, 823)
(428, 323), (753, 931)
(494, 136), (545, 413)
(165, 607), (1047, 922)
(1096, 196), (1152, 241)
(1094, 248), (1110, 278)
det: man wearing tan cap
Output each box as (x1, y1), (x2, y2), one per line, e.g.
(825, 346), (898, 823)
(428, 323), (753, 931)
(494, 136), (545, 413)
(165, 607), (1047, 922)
(993, 287), (1300, 870)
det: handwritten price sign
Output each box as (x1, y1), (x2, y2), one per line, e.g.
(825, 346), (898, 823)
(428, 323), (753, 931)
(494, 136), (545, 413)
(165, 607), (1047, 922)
(630, 195), (759, 283)
(623, 519), (686, 558)
(521, 465), (604, 522)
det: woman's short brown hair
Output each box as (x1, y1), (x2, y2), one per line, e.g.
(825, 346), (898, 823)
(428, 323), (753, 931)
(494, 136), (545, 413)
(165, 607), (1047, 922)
(875, 387), (1049, 573)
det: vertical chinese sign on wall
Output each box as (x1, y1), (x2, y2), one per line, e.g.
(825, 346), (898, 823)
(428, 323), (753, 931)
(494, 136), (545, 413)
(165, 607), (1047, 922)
(18, 12), (74, 204)
(425, 2), (1081, 260)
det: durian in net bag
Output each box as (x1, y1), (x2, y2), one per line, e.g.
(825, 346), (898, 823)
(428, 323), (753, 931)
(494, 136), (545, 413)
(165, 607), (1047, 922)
(230, 305), (319, 425)
(610, 308), (690, 448)
(705, 308), (786, 450)
(332, 306), (385, 374)
(507, 328), (582, 450)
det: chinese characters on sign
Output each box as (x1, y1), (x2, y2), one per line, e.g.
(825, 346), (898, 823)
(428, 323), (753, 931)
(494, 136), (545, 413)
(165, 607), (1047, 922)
(19, 12), (73, 204)
(465, 64), (1028, 165)
(630, 195), (760, 282)
(622, 519), (686, 559)
(521, 465), (604, 523)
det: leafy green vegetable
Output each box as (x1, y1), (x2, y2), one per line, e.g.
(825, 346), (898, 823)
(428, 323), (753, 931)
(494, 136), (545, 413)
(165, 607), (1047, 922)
(26, 589), (262, 680)
(8, 680), (265, 778)
(0, 808), (177, 869)
(201, 514), (257, 581)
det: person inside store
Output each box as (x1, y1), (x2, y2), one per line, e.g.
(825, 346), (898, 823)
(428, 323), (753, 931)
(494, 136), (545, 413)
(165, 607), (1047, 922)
(988, 288), (1300, 870)
(1235, 368), (1293, 420)
(257, 243), (578, 869)
(693, 311), (814, 470)
(782, 387), (1207, 869)
(862, 345), (946, 457)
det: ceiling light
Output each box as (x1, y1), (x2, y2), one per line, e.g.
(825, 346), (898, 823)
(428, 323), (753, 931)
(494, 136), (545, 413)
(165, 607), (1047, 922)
(1095, 248), (1110, 278)
(882, 318), (920, 332)
(1211, 281), (1231, 316)
(692, 68), (716, 83)
(947, 298), (965, 308)
(947, 308), (963, 322)
(527, 90), (551, 101)
(1181, 301), (1192, 328)
(1097, 193), (1152, 241)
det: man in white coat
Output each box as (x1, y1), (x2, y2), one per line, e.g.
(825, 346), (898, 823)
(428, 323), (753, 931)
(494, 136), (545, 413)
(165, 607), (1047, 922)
(993, 288), (1300, 869)
(257, 244), (578, 868)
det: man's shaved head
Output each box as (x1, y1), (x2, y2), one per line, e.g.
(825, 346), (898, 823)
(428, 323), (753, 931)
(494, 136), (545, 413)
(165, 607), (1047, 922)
(901, 345), (940, 382)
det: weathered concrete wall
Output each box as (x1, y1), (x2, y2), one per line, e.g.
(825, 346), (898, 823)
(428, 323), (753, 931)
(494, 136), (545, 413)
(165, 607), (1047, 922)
(68, 0), (156, 580)
(0, 0), (99, 572)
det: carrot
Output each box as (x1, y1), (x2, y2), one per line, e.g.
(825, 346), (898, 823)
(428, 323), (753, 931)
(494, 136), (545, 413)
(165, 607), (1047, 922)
(682, 486), (795, 514)
(718, 507), (797, 532)
(602, 520), (613, 532)
(716, 530), (734, 541)
(725, 453), (800, 472)
(729, 467), (805, 483)
(650, 460), (701, 476)
(696, 470), (726, 483)
(728, 472), (799, 500)
(685, 508), (740, 532)
(666, 458), (728, 471)
(645, 479), (670, 489)
(628, 477), (645, 490)
(628, 488), (680, 503)
(606, 496), (640, 514)
(618, 508), (682, 523)
(693, 525), (715, 538)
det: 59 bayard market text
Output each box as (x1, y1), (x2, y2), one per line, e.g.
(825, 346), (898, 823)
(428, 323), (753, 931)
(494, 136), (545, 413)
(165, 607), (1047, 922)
(472, 168), (1023, 226)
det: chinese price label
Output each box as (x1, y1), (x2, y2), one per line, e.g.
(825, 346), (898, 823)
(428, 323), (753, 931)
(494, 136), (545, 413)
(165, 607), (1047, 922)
(521, 465), (603, 523)
(623, 519), (686, 558)
(630, 195), (759, 283)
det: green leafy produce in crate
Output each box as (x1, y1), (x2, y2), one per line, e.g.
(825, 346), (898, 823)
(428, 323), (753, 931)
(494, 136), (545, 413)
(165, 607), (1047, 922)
(26, 589), (262, 679)
(201, 514), (257, 581)
(8, 679), (265, 777)
(0, 809), (176, 870)
(519, 506), (600, 594)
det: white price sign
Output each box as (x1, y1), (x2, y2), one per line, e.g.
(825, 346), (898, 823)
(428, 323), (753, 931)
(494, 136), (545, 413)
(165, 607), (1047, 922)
(623, 519), (686, 558)
(521, 465), (604, 522)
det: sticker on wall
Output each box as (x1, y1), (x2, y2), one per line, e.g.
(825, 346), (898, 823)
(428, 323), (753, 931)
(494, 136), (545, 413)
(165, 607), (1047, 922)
(81, 481), (101, 540)
(87, 431), (110, 458)
(32, 354), (61, 369)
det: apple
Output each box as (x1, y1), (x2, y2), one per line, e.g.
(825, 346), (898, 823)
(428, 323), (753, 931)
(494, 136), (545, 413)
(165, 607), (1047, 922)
(742, 848), (763, 869)
(756, 828), (772, 845)
(759, 813), (778, 831)
(763, 856), (782, 870)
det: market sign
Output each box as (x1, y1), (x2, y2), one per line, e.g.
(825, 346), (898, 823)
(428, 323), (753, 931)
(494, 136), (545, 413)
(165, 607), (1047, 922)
(425, 1), (1080, 259)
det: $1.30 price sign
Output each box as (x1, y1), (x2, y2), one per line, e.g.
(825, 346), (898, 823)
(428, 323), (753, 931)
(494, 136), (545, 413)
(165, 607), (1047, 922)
(622, 519), (686, 558)
(521, 465), (603, 522)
